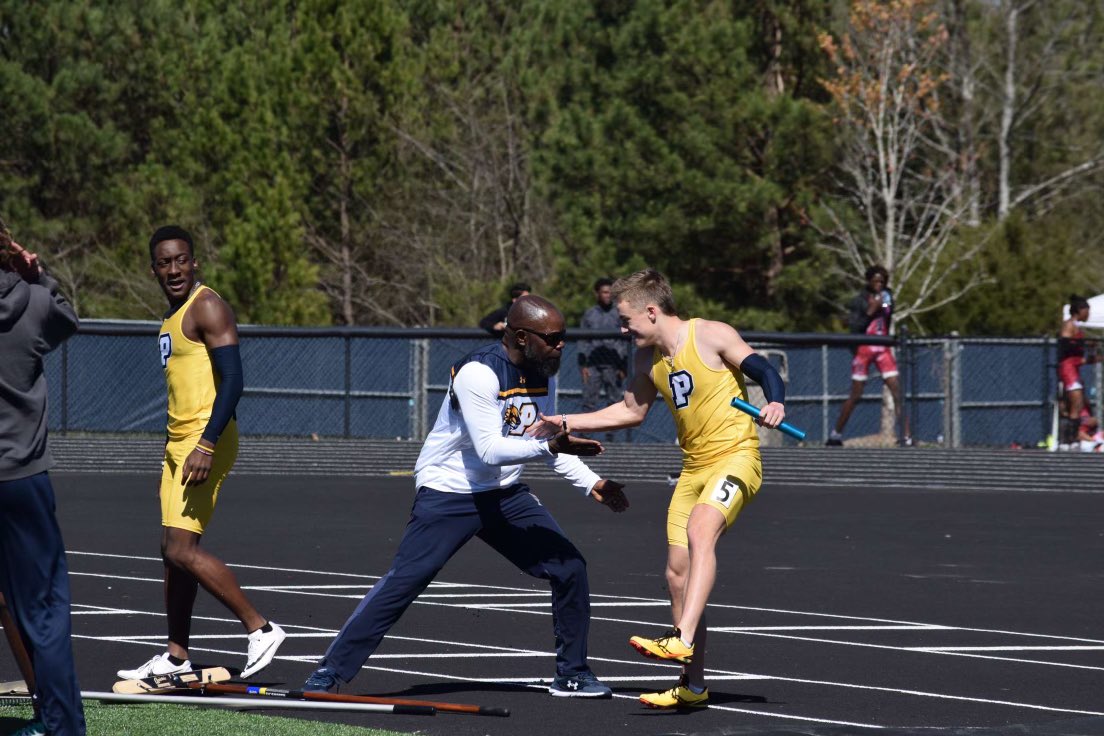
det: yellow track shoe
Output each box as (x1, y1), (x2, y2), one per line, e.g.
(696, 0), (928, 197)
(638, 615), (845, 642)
(640, 675), (709, 709)
(628, 627), (694, 664)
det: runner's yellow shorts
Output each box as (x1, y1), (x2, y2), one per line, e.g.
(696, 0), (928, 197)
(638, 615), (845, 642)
(160, 423), (238, 534)
(667, 450), (762, 547)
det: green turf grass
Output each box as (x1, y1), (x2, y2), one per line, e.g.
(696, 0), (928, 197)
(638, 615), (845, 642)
(0, 701), (410, 736)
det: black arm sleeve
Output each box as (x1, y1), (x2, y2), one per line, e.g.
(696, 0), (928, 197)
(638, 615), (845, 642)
(202, 344), (244, 445)
(741, 353), (785, 405)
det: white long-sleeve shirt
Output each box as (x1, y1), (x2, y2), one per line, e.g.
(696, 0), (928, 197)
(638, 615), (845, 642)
(414, 343), (601, 495)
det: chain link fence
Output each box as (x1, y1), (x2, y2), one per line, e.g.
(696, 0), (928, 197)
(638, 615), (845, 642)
(45, 322), (1103, 448)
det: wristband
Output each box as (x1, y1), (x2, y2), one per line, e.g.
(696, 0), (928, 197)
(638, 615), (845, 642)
(561, 414), (569, 432)
(194, 445), (214, 457)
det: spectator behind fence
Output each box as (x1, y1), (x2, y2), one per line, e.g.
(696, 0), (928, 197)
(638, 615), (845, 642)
(0, 236), (86, 736)
(579, 277), (628, 441)
(1058, 295), (1099, 449)
(826, 265), (911, 447)
(478, 281), (531, 337)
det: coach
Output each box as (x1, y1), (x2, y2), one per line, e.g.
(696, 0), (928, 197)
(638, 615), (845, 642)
(0, 238), (86, 736)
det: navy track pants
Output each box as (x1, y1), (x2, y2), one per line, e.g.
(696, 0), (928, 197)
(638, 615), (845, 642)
(322, 484), (592, 683)
(0, 472), (86, 736)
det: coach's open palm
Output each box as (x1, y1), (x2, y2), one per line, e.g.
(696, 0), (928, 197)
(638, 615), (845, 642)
(590, 479), (628, 513)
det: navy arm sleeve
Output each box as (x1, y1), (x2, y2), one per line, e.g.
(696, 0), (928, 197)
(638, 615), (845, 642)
(741, 353), (785, 405)
(202, 344), (244, 445)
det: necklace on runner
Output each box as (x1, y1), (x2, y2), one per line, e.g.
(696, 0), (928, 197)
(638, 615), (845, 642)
(663, 326), (685, 367)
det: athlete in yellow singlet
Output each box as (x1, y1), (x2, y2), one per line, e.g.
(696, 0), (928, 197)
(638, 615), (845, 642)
(116, 226), (285, 684)
(529, 268), (788, 709)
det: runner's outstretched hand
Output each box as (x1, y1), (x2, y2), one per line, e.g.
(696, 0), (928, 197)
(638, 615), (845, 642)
(526, 413), (562, 440)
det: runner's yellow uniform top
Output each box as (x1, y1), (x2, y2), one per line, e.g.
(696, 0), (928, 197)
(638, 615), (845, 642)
(650, 318), (762, 546)
(159, 285), (223, 441)
(156, 284), (238, 533)
(650, 319), (759, 470)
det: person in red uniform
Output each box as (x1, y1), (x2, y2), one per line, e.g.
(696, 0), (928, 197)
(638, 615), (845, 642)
(1058, 295), (1099, 447)
(826, 265), (911, 446)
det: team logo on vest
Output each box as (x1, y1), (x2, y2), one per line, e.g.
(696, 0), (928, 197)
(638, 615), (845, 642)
(668, 370), (694, 409)
(158, 333), (173, 367)
(503, 401), (539, 435)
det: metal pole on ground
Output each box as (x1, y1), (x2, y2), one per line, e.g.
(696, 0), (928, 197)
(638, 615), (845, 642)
(83, 691), (436, 715)
(189, 681), (510, 717)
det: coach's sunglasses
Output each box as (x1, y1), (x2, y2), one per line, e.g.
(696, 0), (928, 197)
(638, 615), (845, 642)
(515, 327), (567, 347)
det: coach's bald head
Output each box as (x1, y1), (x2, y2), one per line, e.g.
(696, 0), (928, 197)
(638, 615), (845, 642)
(504, 295), (566, 378)
(507, 295), (561, 330)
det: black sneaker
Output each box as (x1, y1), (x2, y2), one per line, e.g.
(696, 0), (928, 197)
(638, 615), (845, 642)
(548, 670), (612, 698)
(897, 436), (914, 447)
(302, 666), (340, 693)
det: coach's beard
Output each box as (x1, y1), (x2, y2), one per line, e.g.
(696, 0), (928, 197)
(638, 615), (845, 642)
(524, 342), (561, 378)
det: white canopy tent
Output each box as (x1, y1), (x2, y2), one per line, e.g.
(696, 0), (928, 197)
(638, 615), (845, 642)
(1062, 293), (1104, 328)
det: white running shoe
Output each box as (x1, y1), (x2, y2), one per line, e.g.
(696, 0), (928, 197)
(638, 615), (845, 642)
(242, 622), (286, 679)
(117, 652), (192, 680)
(11, 719), (47, 736)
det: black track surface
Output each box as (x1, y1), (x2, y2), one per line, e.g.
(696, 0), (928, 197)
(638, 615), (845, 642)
(4, 473), (1103, 735)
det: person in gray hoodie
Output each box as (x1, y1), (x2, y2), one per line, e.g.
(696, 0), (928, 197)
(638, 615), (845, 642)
(0, 237), (85, 736)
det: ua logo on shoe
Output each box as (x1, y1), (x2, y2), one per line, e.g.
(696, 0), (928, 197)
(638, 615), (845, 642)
(568, 680), (579, 690)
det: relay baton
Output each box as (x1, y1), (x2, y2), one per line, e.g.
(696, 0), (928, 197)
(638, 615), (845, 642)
(730, 397), (807, 441)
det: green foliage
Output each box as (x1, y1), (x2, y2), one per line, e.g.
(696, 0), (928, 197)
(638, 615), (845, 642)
(520, 0), (838, 330)
(919, 210), (1103, 336)
(1, 0), (1102, 332)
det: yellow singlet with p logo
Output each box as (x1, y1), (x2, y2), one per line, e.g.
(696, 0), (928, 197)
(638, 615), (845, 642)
(652, 319), (759, 470)
(158, 285), (222, 441)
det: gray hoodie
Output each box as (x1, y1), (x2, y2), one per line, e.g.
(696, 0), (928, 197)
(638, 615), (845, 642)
(0, 269), (79, 481)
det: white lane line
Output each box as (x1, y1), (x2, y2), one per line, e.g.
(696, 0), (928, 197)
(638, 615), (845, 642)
(67, 549), (703, 600)
(347, 664), (886, 729)
(69, 556), (1104, 676)
(744, 670), (1104, 718)
(712, 625), (949, 632)
(236, 585), (372, 591)
(726, 631), (1104, 673)
(71, 572), (162, 584)
(73, 629), (1104, 719)
(73, 572), (1104, 654)
(71, 610), (140, 616)
(241, 589), (364, 599)
(913, 646), (1104, 652)
(67, 551), (382, 581)
(241, 587), (556, 599)
(70, 604), (338, 632)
